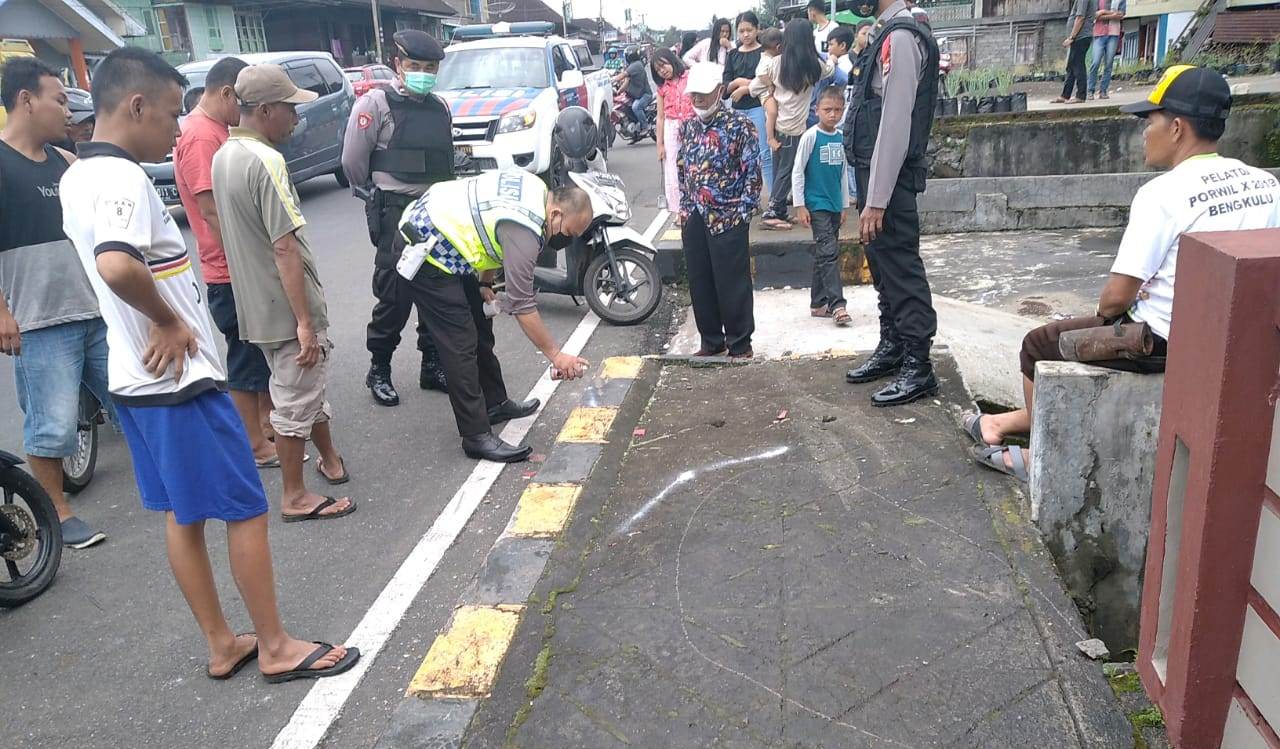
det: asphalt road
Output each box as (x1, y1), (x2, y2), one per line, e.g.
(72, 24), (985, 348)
(0, 138), (669, 749)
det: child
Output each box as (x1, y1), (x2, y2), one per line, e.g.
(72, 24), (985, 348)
(808, 25), (854, 128)
(759, 27), (783, 59)
(652, 48), (694, 220)
(793, 86), (852, 326)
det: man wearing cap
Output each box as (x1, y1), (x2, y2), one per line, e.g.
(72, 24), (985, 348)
(678, 62), (762, 358)
(342, 30), (453, 408)
(212, 64), (356, 523)
(964, 66), (1280, 483)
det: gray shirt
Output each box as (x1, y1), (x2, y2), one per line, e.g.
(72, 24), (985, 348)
(1067, 0), (1096, 38)
(495, 223), (542, 316)
(867, 0), (926, 210)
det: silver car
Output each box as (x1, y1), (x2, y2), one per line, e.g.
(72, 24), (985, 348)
(144, 51), (355, 205)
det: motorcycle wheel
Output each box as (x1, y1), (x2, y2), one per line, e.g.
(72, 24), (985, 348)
(584, 245), (662, 326)
(0, 465), (63, 607)
(62, 387), (98, 494)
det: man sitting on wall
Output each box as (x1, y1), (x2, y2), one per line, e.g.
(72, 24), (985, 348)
(962, 66), (1280, 482)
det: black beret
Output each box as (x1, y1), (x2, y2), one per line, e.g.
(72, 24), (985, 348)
(393, 30), (444, 62)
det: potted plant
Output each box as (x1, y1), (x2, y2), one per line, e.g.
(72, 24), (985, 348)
(975, 68), (998, 114)
(956, 71), (979, 115)
(941, 68), (963, 117)
(993, 68), (1015, 112)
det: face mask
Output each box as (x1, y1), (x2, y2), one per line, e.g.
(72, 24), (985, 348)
(693, 101), (719, 121)
(403, 71), (437, 95)
(546, 215), (575, 251)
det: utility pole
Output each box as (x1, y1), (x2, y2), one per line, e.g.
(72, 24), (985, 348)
(370, 0), (383, 63)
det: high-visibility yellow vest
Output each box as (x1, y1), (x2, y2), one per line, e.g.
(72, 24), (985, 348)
(410, 169), (548, 274)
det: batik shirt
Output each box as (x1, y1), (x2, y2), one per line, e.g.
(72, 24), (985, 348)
(677, 107), (762, 235)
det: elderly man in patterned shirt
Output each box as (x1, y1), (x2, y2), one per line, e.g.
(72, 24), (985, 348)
(678, 62), (763, 358)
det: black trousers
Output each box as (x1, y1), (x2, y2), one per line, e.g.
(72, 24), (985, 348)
(399, 265), (509, 437)
(682, 210), (754, 355)
(367, 201), (436, 367)
(1062, 36), (1092, 100)
(855, 168), (937, 359)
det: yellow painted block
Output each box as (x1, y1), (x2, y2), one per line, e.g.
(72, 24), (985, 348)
(557, 406), (617, 443)
(509, 483), (583, 537)
(407, 604), (524, 698)
(600, 355), (642, 381)
(661, 228), (682, 242)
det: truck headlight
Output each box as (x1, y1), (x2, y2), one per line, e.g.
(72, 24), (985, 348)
(497, 109), (536, 134)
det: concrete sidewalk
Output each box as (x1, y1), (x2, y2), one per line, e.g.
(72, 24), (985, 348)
(1025, 72), (1280, 112)
(464, 356), (1133, 748)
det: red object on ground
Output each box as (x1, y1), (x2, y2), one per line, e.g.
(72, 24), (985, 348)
(1137, 229), (1280, 748)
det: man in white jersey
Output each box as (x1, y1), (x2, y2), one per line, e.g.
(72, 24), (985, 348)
(962, 65), (1280, 482)
(59, 47), (358, 684)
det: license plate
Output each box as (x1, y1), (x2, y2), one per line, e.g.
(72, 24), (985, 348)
(155, 184), (180, 204)
(455, 145), (473, 157)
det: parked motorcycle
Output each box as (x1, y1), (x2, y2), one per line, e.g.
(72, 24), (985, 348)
(536, 107), (662, 325)
(610, 87), (657, 146)
(62, 385), (101, 494)
(0, 450), (63, 607)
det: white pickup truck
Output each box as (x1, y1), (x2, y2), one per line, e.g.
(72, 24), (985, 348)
(435, 23), (614, 182)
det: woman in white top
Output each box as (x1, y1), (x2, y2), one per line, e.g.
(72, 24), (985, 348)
(682, 18), (733, 67)
(750, 17), (834, 229)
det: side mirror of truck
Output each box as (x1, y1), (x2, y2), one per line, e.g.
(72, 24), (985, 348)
(558, 69), (585, 90)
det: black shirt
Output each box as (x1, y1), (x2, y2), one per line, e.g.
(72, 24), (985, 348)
(624, 61), (650, 99)
(0, 141), (69, 253)
(723, 47), (764, 110)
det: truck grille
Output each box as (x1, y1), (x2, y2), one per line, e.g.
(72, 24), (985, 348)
(453, 118), (496, 144)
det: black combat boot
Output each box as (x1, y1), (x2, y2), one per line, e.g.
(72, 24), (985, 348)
(367, 363), (400, 407)
(419, 352), (448, 392)
(845, 336), (905, 384)
(870, 353), (939, 407)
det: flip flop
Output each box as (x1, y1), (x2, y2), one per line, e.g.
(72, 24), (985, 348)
(760, 218), (792, 231)
(256, 453), (309, 469)
(282, 496), (356, 523)
(207, 634), (259, 680)
(315, 456), (350, 485)
(262, 642), (361, 684)
(970, 444), (1029, 483)
(811, 307), (832, 318)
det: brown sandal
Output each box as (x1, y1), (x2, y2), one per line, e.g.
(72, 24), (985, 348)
(833, 308), (852, 326)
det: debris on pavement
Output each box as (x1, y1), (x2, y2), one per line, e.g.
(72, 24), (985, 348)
(1076, 638), (1111, 660)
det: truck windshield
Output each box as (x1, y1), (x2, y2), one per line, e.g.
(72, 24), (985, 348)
(436, 47), (550, 90)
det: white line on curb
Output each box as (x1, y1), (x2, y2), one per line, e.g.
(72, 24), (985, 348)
(270, 207), (669, 749)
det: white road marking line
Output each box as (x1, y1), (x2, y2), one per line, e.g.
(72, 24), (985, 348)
(270, 207), (669, 749)
(642, 209), (670, 244)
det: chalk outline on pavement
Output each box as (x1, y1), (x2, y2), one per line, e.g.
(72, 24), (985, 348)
(269, 208), (669, 749)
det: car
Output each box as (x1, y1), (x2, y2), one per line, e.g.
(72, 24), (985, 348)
(143, 51), (356, 206)
(437, 22), (614, 183)
(344, 64), (396, 97)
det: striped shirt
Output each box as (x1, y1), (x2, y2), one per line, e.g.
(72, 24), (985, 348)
(211, 127), (328, 345)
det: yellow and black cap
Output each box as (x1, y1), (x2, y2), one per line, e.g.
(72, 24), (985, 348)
(393, 29), (444, 62)
(1120, 65), (1231, 120)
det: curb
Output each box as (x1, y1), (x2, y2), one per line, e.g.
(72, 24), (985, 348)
(655, 223), (870, 289)
(373, 356), (652, 749)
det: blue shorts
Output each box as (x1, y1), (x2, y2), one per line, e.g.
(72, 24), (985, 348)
(115, 390), (269, 525)
(206, 283), (271, 393)
(13, 318), (113, 458)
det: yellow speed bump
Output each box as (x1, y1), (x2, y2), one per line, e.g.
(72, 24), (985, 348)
(600, 355), (642, 381)
(407, 604), (524, 699)
(556, 406), (617, 443)
(508, 482), (583, 538)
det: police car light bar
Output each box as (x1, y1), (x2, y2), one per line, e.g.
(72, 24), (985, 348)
(452, 21), (556, 40)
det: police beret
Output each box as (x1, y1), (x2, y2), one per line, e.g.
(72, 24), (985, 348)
(393, 30), (444, 62)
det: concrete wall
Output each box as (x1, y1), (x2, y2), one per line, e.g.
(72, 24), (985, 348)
(1030, 362), (1164, 653)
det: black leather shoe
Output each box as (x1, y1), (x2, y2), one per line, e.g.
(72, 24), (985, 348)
(462, 432), (533, 463)
(366, 364), (400, 407)
(487, 398), (541, 425)
(845, 339), (905, 383)
(871, 354), (939, 407)
(419, 356), (448, 392)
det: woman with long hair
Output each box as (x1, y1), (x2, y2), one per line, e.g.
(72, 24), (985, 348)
(677, 31), (698, 59)
(652, 48), (694, 218)
(722, 11), (773, 200)
(682, 18), (733, 66)
(750, 17), (833, 229)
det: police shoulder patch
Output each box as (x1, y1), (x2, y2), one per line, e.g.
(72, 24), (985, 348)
(357, 112), (373, 130)
(881, 38), (892, 74)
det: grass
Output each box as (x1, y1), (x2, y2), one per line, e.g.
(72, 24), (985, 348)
(1130, 705), (1165, 729)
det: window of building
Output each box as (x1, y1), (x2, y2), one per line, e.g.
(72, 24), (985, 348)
(235, 12), (267, 53)
(1014, 29), (1037, 66)
(468, 0), (481, 16)
(156, 6), (191, 52)
(205, 6), (223, 51)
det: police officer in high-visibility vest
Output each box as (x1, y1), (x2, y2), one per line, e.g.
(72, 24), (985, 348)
(341, 29), (453, 408)
(843, 0), (941, 406)
(395, 169), (594, 462)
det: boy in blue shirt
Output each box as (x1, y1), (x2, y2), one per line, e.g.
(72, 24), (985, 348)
(793, 86), (852, 326)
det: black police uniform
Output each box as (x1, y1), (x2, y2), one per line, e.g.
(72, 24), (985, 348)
(843, 12), (942, 406)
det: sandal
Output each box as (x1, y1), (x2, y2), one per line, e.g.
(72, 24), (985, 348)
(832, 308), (852, 327)
(811, 307), (832, 318)
(1050, 96), (1069, 104)
(760, 217), (792, 230)
(282, 496), (357, 523)
(961, 412), (994, 445)
(970, 444), (1029, 483)
(262, 642), (361, 684)
(256, 453), (309, 469)
(315, 456), (349, 485)
(207, 634), (259, 680)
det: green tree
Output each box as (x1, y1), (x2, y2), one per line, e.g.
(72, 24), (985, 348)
(755, 0), (786, 28)
(659, 25), (680, 48)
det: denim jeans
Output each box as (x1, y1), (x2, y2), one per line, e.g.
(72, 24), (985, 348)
(767, 133), (801, 219)
(742, 105), (774, 201)
(631, 93), (653, 127)
(1087, 35), (1120, 95)
(12, 317), (113, 457)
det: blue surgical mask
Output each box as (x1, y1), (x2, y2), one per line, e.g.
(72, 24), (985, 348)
(404, 71), (437, 95)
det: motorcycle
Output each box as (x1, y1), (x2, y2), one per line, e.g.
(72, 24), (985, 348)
(610, 87), (657, 146)
(0, 450), (63, 607)
(62, 385), (102, 493)
(535, 141), (662, 326)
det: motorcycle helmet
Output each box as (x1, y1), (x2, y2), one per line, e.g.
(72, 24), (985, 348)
(624, 46), (642, 64)
(554, 106), (599, 162)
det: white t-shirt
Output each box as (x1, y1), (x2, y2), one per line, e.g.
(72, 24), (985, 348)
(60, 142), (226, 405)
(1112, 154), (1280, 340)
(814, 20), (838, 54)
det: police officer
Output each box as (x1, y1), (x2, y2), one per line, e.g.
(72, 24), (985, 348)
(843, 0), (940, 407)
(395, 169), (594, 462)
(342, 29), (453, 407)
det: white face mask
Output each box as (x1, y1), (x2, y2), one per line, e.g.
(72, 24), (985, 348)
(693, 100), (719, 121)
